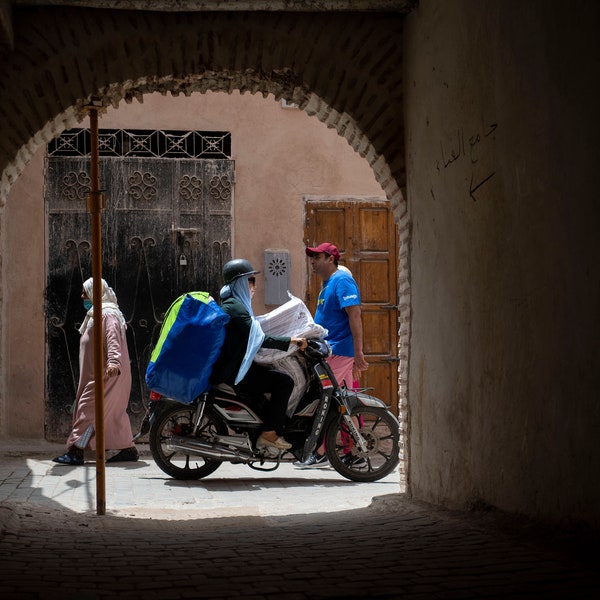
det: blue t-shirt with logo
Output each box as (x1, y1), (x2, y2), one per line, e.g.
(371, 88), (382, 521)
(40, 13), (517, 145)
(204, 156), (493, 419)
(315, 269), (360, 357)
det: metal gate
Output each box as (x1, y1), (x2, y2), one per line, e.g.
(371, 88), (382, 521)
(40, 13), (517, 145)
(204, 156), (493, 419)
(44, 129), (234, 441)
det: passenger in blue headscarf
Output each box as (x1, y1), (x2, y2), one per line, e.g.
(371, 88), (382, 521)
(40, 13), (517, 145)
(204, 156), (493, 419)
(210, 259), (307, 453)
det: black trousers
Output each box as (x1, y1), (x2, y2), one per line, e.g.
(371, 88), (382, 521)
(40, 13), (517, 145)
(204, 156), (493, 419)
(234, 363), (294, 434)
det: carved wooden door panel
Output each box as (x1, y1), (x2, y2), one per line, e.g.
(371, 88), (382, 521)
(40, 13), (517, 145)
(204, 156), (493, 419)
(45, 144), (233, 441)
(304, 198), (399, 414)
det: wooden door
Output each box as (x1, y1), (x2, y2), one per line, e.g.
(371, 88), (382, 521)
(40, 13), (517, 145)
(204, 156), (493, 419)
(44, 129), (233, 440)
(305, 198), (399, 414)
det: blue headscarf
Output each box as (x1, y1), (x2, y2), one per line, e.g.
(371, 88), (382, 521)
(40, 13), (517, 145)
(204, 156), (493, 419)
(220, 277), (265, 384)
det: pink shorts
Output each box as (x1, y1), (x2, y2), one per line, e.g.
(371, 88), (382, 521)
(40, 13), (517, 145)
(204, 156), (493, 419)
(326, 355), (355, 389)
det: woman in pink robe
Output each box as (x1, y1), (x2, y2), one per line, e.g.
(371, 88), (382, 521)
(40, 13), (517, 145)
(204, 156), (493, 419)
(53, 278), (138, 466)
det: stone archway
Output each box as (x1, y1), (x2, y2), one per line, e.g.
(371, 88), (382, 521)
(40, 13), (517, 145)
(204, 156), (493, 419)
(0, 10), (408, 204)
(0, 7), (411, 484)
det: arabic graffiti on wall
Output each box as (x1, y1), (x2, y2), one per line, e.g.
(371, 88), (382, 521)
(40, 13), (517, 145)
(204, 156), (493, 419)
(432, 122), (498, 202)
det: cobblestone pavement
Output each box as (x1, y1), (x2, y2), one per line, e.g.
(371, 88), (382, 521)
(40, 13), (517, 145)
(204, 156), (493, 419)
(0, 441), (598, 599)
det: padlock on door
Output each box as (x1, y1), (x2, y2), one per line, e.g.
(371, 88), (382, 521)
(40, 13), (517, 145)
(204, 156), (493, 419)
(179, 254), (188, 266)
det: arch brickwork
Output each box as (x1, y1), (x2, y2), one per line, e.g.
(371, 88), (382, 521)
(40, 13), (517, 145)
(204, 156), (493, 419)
(0, 9), (407, 208)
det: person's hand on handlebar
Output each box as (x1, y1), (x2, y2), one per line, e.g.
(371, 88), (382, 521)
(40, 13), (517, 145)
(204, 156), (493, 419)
(291, 337), (308, 350)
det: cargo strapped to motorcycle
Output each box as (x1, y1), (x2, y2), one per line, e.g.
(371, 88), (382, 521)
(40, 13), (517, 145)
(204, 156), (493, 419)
(145, 292), (230, 404)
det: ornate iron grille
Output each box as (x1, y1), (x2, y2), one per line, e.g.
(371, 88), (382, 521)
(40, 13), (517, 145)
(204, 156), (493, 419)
(48, 129), (232, 159)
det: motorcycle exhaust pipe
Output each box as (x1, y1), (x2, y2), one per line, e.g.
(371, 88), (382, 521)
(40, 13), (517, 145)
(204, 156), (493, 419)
(166, 435), (254, 462)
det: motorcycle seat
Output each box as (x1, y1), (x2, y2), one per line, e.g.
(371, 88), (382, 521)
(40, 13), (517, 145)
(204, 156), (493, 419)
(214, 382), (236, 395)
(213, 382), (271, 403)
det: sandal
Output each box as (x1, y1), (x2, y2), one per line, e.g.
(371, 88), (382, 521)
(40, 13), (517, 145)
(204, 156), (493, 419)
(52, 451), (84, 466)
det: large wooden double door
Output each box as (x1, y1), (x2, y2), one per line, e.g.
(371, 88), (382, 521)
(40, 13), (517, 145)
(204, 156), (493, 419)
(304, 197), (399, 414)
(45, 151), (233, 440)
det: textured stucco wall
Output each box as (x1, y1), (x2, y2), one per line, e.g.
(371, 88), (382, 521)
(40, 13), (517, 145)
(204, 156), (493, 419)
(4, 150), (46, 439)
(404, 0), (600, 525)
(4, 90), (383, 439)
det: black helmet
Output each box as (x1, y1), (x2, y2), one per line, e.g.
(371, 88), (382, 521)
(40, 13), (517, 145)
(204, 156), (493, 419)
(222, 258), (260, 284)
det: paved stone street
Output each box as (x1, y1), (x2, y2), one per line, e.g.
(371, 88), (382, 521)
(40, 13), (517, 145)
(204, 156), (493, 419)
(0, 441), (598, 599)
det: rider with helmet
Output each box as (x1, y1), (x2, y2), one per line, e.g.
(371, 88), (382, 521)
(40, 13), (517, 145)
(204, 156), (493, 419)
(210, 258), (307, 453)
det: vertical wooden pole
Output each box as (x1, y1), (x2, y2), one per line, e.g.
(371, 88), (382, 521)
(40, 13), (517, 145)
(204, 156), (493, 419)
(87, 104), (106, 515)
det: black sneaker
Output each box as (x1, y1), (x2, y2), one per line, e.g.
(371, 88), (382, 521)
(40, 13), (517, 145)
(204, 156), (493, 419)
(343, 454), (367, 468)
(293, 452), (330, 469)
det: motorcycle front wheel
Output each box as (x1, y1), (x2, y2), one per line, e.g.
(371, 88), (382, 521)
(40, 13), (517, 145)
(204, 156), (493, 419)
(325, 406), (399, 482)
(149, 401), (226, 480)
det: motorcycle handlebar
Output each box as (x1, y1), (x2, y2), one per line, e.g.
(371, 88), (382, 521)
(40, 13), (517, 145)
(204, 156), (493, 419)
(302, 338), (332, 360)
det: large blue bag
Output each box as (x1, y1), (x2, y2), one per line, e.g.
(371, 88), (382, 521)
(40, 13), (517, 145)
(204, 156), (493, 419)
(145, 292), (230, 404)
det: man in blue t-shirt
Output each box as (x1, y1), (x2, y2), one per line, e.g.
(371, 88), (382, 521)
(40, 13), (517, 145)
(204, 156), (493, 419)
(294, 242), (368, 469)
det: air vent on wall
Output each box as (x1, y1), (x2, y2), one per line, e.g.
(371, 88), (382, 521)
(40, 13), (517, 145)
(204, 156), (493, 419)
(264, 249), (291, 305)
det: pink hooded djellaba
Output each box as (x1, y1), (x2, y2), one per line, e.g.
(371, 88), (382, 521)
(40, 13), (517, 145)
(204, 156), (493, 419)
(66, 278), (134, 452)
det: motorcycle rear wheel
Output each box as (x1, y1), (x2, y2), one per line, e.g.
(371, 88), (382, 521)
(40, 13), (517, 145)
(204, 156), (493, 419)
(326, 406), (399, 482)
(149, 401), (226, 480)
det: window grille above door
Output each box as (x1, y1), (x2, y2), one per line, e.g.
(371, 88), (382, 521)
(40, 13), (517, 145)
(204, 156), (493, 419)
(47, 128), (232, 159)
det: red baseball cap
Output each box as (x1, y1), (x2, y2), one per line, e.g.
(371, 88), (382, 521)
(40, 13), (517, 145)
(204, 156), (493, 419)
(305, 242), (341, 261)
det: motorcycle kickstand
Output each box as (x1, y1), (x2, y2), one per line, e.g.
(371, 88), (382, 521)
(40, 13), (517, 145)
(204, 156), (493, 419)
(247, 454), (282, 472)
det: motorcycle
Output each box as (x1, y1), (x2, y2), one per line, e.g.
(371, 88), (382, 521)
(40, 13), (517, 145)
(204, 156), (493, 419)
(136, 339), (399, 483)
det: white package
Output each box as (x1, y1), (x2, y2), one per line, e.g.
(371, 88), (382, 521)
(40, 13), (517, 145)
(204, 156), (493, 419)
(255, 293), (327, 364)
